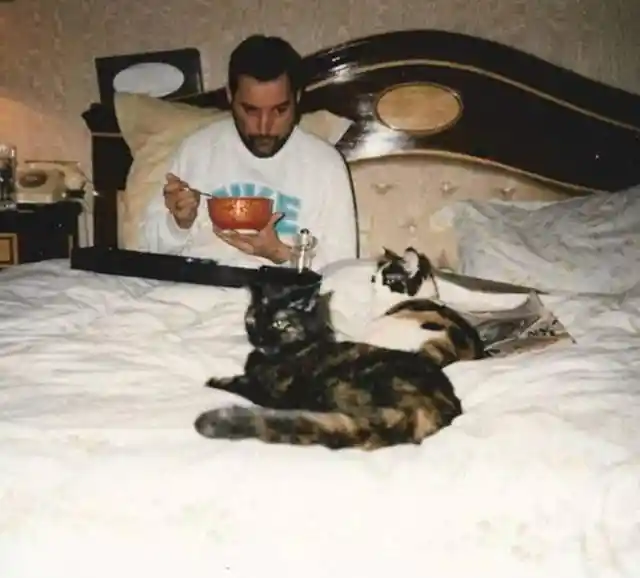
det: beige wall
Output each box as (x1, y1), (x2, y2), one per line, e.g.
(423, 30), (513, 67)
(0, 0), (639, 174)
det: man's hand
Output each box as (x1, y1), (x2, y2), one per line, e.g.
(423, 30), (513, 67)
(213, 212), (292, 264)
(163, 173), (200, 229)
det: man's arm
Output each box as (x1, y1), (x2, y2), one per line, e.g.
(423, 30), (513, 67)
(210, 152), (357, 269)
(138, 147), (193, 255)
(309, 153), (358, 269)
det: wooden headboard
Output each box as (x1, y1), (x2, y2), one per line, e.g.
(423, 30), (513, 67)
(82, 29), (640, 248)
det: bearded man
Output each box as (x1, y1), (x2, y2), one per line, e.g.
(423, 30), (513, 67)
(139, 35), (358, 270)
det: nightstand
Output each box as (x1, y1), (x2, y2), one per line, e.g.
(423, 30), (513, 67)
(0, 201), (82, 268)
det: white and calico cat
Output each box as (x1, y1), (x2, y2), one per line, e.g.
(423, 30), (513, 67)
(323, 247), (529, 354)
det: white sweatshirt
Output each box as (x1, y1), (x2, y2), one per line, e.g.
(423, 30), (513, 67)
(139, 117), (358, 271)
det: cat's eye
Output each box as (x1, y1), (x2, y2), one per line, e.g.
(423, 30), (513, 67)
(272, 319), (289, 330)
(385, 273), (406, 281)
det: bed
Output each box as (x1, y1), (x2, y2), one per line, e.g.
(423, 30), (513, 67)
(2, 29), (640, 578)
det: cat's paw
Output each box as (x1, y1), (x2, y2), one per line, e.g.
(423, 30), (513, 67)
(194, 406), (257, 439)
(205, 376), (236, 390)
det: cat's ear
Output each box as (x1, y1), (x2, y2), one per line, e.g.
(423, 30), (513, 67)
(402, 247), (421, 277)
(417, 252), (433, 279)
(249, 281), (280, 304)
(402, 247), (432, 279)
(248, 282), (264, 302)
(289, 282), (321, 310)
(382, 247), (399, 261)
(317, 290), (333, 315)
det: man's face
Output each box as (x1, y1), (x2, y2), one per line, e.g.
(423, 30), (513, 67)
(229, 73), (297, 158)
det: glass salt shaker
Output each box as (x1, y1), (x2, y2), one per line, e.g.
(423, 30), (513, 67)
(0, 143), (18, 211)
(289, 228), (318, 272)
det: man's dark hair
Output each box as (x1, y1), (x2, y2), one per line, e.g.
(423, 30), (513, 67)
(228, 35), (302, 96)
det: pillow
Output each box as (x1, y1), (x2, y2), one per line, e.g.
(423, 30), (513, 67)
(114, 92), (354, 249)
(539, 292), (640, 344)
(433, 189), (640, 294)
(114, 94), (227, 249)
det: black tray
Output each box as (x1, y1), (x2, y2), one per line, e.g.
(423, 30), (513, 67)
(70, 246), (321, 288)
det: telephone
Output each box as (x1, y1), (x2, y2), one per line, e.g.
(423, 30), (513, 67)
(16, 161), (88, 204)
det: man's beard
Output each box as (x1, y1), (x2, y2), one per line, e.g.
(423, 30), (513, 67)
(233, 116), (294, 159)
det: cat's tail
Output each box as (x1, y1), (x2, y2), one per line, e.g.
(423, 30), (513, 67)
(194, 402), (458, 450)
(384, 299), (485, 367)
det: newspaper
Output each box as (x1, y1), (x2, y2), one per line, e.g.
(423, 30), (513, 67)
(433, 270), (575, 359)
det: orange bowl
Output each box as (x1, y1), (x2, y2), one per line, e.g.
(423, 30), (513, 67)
(207, 196), (274, 231)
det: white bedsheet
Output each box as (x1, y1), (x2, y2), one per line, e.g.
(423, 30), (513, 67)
(1, 260), (639, 578)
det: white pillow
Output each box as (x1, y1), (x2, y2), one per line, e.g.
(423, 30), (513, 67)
(541, 291), (640, 344)
(434, 188), (640, 294)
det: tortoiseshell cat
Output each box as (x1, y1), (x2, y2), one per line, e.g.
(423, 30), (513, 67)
(194, 275), (465, 450)
(367, 247), (485, 366)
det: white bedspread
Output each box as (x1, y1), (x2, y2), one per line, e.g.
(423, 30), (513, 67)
(1, 260), (639, 578)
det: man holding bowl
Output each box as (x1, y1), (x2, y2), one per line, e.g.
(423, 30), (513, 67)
(139, 35), (358, 271)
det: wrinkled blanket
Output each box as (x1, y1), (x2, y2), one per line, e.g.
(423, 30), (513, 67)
(432, 270), (573, 358)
